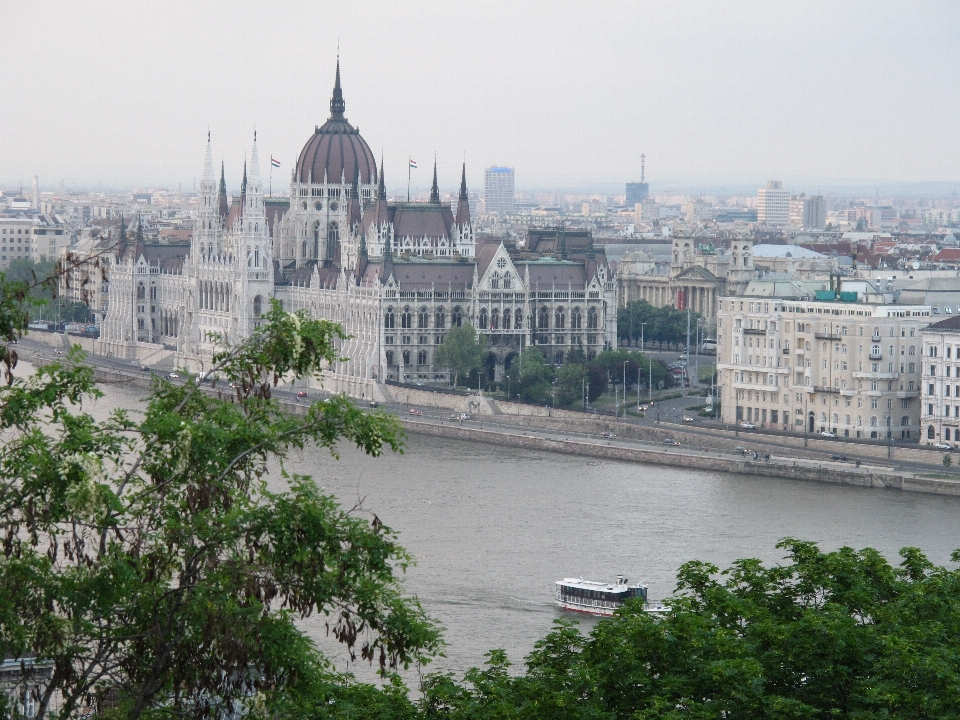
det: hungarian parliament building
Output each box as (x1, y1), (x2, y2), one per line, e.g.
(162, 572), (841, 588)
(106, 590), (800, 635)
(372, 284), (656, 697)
(97, 62), (618, 396)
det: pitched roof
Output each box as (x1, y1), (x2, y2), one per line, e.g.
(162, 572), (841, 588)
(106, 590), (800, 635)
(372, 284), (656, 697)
(924, 314), (960, 332)
(390, 203), (454, 240)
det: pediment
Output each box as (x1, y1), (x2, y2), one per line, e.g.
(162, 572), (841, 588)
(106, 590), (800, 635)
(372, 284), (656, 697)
(675, 265), (719, 282)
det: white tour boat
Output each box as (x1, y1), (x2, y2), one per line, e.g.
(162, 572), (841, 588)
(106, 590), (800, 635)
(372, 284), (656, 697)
(555, 575), (657, 616)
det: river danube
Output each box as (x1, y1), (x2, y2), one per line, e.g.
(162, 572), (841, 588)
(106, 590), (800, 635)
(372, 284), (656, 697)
(82, 373), (960, 678)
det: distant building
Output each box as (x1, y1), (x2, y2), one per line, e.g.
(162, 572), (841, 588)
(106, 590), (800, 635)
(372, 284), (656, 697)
(484, 166), (515, 213)
(757, 180), (790, 227)
(788, 194), (827, 230)
(625, 182), (649, 206)
(920, 315), (960, 445)
(634, 199), (659, 224)
(0, 214), (70, 269)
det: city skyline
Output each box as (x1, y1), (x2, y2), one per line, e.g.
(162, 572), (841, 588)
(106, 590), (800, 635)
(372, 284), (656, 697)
(2, 1), (960, 191)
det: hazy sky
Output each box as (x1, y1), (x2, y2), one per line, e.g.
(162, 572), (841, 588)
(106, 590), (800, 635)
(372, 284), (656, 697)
(2, 1), (959, 194)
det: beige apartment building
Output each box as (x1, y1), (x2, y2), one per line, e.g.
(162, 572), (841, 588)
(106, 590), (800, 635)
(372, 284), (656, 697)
(717, 280), (931, 441)
(919, 315), (960, 446)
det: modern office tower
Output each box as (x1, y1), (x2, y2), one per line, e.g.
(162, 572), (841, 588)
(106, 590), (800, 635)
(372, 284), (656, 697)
(484, 166), (515, 213)
(757, 180), (790, 226)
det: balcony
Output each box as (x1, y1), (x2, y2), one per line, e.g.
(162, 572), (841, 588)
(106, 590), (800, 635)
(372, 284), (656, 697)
(743, 327), (766, 335)
(896, 390), (920, 398)
(814, 332), (841, 340)
(782, 348), (791, 355)
(853, 371), (899, 380)
(869, 352), (883, 360)
(811, 386), (841, 394)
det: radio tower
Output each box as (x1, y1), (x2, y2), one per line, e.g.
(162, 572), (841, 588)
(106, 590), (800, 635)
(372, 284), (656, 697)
(640, 154), (646, 183)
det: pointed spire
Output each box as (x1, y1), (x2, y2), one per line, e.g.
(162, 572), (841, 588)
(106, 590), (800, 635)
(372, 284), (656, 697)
(329, 56), (345, 118)
(430, 157), (440, 204)
(202, 131), (214, 185)
(241, 160), (248, 198)
(249, 129), (261, 183)
(455, 162), (471, 228)
(379, 154), (386, 199)
(218, 162), (228, 220)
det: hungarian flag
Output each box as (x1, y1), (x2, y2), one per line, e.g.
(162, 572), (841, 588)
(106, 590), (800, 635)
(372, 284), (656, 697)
(409, 158), (418, 169)
(271, 156), (281, 168)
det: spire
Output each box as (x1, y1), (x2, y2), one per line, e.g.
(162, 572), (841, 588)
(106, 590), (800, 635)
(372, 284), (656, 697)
(348, 173), (362, 226)
(241, 160), (248, 198)
(374, 161), (389, 225)
(329, 56), (345, 118)
(249, 129), (261, 184)
(379, 154), (386, 199)
(218, 161), (228, 220)
(202, 131), (214, 185)
(430, 157), (440, 204)
(455, 162), (471, 228)
(381, 229), (394, 281)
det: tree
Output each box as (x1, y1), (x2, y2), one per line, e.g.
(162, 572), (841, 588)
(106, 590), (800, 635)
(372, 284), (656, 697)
(421, 539), (960, 719)
(554, 362), (587, 408)
(508, 347), (554, 404)
(617, 300), (700, 350)
(435, 323), (485, 388)
(0, 300), (440, 718)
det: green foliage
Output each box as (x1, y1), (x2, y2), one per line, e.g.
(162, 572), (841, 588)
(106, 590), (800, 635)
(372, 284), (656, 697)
(945, 454), (952, 467)
(419, 539), (960, 719)
(435, 324), (485, 387)
(0, 300), (440, 718)
(617, 300), (701, 349)
(506, 347), (555, 404)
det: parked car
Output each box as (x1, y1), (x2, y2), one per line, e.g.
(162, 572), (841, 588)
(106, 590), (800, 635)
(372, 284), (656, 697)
(735, 446), (747, 455)
(830, 454), (849, 462)
(600, 431), (616, 439)
(409, 408), (423, 416)
(638, 404), (649, 411)
(369, 400), (380, 408)
(663, 438), (679, 445)
(740, 421), (756, 429)
(935, 442), (953, 450)
(820, 430), (837, 438)
(682, 416), (694, 423)
(167, 373), (180, 380)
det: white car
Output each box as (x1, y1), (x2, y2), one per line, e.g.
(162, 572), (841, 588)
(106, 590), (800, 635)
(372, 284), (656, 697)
(740, 421), (756, 429)
(820, 431), (837, 438)
(168, 373), (180, 380)
(682, 416), (694, 423)
(935, 442), (953, 450)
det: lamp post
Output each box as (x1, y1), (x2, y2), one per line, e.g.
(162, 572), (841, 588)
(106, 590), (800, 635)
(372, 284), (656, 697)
(640, 322), (646, 354)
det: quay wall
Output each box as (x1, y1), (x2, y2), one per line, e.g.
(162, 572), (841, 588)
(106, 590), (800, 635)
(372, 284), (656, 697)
(400, 419), (960, 497)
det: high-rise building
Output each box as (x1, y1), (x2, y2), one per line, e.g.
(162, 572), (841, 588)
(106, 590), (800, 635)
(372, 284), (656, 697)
(484, 166), (515, 213)
(788, 194), (827, 230)
(625, 153), (649, 206)
(757, 180), (790, 226)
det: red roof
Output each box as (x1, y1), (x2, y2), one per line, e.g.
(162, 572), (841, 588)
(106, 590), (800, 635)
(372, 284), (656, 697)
(932, 249), (960, 263)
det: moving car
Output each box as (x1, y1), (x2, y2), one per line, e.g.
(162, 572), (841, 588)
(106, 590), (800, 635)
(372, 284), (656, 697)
(409, 408), (423, 416)
(663, 438), (679, 445)
(830, 454), (849, 462)
(935, 442), (953, 450)
(600, 431), (616, 439)
(638, 404), (649, 411)
(168, 373), (180, 380)
(296, 390), (308, 398)
(369, 400), (380, 408)
(740, 421), (756, 429)
(682, 416), (694, 423)
(820, 430), (837, 438)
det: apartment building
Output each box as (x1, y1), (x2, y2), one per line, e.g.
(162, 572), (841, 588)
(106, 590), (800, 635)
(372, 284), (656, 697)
(919, 315), (960, 446)
(717, 279), (931, 441)
(0, 214), (71, 268)
(756, 180), (790, 226)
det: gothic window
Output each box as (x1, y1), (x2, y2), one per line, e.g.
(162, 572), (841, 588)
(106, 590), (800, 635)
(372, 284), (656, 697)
(435, 307), (445, 329)
(418, 350), (428, 365)
(150, 285), (157, 300)
(453, 306), (463, 327)
(503, 274), (511, 289)
(255, 247), (260, 267)
(479, 308), (488, 329)
(386, 350), (394, 366)
(402, 350), (410, 365)
(587, 307), (599, 329)
(401, 307), (412, 329)
(253, 295), (262, 317)
(418, 307), (429, 329)
(302, 201), (307, 210)
(491, 309), (500, 329)
(571, 307), (582, 329)
(384, 308), (395, 329)
(555, 306), (565, 329)
(302, 240), (308, 258)
(515, 308), (523, 329)
(538, 306), (549, 330)
(503, 310), (511, 330)
(137, 282), (145, 300)
(491, 272), (499, 289)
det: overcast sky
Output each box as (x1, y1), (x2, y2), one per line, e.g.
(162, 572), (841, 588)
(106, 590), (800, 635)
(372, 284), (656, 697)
(2, 1), (959, 194)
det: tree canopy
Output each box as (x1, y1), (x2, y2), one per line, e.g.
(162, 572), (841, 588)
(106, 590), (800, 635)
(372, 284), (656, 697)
(434, 323), (485, 388)
(0, 298), (440, 718)
(618, 300), (701, 350)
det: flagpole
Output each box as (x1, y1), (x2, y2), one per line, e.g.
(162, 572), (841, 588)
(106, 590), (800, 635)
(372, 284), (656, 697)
(269, 161), (272, 198)
(407, 158), (411, 202)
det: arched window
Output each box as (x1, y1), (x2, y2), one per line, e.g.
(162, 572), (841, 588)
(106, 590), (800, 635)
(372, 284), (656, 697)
(538, 306), (549, 330)
(417, 350), (428, 365)
(418, 307), (429, 329)
(515, 308), (523, 329)
(900, 415), (910, 426)
(929, 425), (936, 439)
(870, 416), (878, 427)
(402, 350), (411, 366)
(384, 307), (395, 329)
(587, 307), (598, 329)
(452, 307), (463, 327)
(302, 240), (308, 258)
(137, 282), (145, 300)
(555, 307), (565, 329)
(820, 412), (827, 422)
(385, 350), (394, 366)
(832, 413), (839, 424)
(479, 308), (488, 329)
(253, 295), (262, 317)
(571, 307), (582, 329)
(327, 221), (339, 260)
(435, 308), (445, 329)
(490, 272), (499, 289)
(401, 307), (412, 329)
(491, 309), (500, 329)
(955, 428), (959, 442)
(503, 310), (511, 330)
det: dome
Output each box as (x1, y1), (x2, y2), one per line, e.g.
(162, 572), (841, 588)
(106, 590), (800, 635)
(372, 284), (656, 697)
(295, 61), (377, 186)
